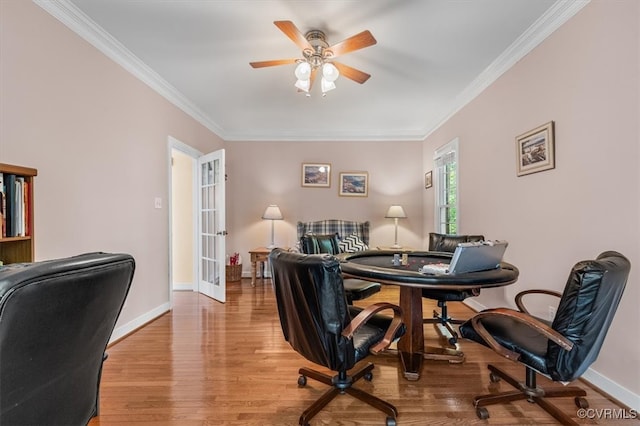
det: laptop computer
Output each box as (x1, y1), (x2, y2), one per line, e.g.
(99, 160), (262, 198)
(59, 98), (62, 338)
(421, 240), (508, 274)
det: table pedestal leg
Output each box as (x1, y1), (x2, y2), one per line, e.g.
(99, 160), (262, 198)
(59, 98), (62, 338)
(398, 286), (424, 380)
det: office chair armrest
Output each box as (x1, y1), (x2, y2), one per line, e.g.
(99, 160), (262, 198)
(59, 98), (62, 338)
(342, 302), (404, 354)
(470, 308), (573, 361)
(515, 289), (562, 314)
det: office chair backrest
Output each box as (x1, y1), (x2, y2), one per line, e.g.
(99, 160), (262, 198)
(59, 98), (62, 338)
(428, 232), (485, 253)
(548, 251), (630, 382)
(269, 249), (355, 372)
(0, 252), (135, 425)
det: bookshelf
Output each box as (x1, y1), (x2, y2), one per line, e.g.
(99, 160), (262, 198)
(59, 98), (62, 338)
(0, 163), (37, 265)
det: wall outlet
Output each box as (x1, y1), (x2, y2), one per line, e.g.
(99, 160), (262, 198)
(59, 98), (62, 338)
(548, 305), (557, 321)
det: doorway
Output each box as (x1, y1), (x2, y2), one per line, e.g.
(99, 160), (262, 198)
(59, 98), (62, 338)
(169, 137), (199, 296)
(171, 148), (196, 291)
(168, 136), (227, 304)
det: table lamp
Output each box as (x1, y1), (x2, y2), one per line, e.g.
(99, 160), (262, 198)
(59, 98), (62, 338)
(262, 204), (283, 248)
(385, 205), (407, 249)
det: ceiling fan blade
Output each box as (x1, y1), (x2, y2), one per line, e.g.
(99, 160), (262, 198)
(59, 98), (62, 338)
(327, 30), (377, 58)
(333, 62), (371, 84)
(250, 59), (298, 68)
(274, 21), (313, 51)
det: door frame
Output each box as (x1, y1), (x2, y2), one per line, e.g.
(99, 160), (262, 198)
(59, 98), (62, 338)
(167, 136), (201, 307)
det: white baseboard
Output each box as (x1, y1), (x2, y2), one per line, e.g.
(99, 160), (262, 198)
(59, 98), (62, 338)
(109, 302), (170, 343)
(581, 368), (640, 411)
(462, 299), (640, 411)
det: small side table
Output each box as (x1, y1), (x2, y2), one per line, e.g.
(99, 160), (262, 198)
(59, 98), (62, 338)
(249, 247), (273, 287)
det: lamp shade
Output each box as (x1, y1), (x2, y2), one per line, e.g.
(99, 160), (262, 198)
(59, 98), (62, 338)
(294, 61), (311, 80)
(322, 63), (340, 82)
(320, 78), (336, 94)
(295, 78), (310, 92)
(385, 205), (407, 219)
(262, 205), (283, 220)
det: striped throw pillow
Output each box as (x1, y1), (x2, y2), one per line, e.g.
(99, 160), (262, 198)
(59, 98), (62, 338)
(339, 233), (369, 253)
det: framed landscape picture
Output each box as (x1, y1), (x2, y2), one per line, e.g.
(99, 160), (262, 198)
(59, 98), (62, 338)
(339, 172), (368, 197)
(516, 121), (555, 176)
(301, 163), (331, 187)
(424, 171), (433, 189)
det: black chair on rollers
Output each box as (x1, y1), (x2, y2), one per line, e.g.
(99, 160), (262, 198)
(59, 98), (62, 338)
(423, 232), (484, 351)
(300, 233), (382, 304)
(0, 252), (135, 426)
(460, 251), (630, 425)
(269, 248), (405, 426)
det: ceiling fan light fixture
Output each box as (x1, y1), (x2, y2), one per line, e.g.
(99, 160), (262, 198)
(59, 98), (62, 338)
(251, 21), (376, 97)
(295, 78), (310, 92)
(294, 61), (311, 81)
(322, 63), (339, 82)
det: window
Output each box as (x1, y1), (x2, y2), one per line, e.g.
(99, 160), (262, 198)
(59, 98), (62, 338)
(434, 138), (458, 234)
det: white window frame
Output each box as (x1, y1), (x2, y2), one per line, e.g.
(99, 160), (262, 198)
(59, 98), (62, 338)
(433, 138), (459, 234)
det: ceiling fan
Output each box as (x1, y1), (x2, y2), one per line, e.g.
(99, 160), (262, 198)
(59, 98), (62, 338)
(249, 21), (377, 96)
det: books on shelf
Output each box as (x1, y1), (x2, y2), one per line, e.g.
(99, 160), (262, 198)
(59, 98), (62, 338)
(0, 173), (31, 238)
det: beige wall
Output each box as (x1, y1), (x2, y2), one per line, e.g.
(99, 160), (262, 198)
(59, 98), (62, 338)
(423, 0), (639, 405)
(225, 140), (425, 268)
(2, 0), (638, 410)
(0, 1), (224, 331)
(171, 149), (194, 288)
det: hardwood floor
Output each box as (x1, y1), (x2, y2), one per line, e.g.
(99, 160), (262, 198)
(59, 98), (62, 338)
(89, 279), (635, 425)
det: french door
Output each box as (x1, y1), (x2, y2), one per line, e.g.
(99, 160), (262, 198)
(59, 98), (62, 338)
(197, 149), (226, 302)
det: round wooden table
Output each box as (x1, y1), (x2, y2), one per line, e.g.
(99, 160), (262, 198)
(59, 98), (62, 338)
(340, 250), (519, 380)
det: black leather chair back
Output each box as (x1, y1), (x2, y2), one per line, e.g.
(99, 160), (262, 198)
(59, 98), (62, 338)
(547, 251), (630, 382)
(269, 249), (356, 372)
(0, 252), (135, 425)
(428, 232), (485, 253)
(299, 233), (340, 255)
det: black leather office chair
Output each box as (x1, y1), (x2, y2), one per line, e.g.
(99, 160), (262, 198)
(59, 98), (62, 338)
(269, 248), (404, 426)
(300, 233), (381, 304)
(423, 232), (485, 346)
(0, 252), (135, 425)
(460, 251), (630, 425)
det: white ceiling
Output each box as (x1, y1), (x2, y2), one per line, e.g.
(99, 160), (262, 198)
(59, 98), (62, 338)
(37, 0), (588, 142)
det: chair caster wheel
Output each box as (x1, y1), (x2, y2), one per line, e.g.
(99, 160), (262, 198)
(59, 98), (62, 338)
(448, 337), (457, 346)
(476, 407), (490, 420)
(297, 375), (307, 387)
(364, 371), (373, 381)
(386, 416), (397, 426)
(489, 372), (501, 383)
(575, 396), (589, 409)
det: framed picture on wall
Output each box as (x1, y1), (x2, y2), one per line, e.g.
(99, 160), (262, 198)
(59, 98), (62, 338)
(516, 121), (555, 176)
(425, 171), (433, 189)
(339, 172), (368, 197)
(301, 163), (331, 187)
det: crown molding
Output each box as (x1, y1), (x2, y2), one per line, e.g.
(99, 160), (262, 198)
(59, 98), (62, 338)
(222, 128), (426, 142)
(424, 0), (591, 139)
(34, 0), (227, 138)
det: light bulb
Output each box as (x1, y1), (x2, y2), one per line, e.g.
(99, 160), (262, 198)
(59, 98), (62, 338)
(321, 77), (336, 94)
(322, 63), (339, 82)
(295, 79), (310, 92)
(294, 62), (311, 80)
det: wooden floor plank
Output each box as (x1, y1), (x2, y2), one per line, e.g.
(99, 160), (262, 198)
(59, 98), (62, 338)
(89, 279), (637, 425)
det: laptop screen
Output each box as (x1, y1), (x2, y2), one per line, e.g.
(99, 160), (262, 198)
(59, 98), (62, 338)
(447, 241), (508, 274)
